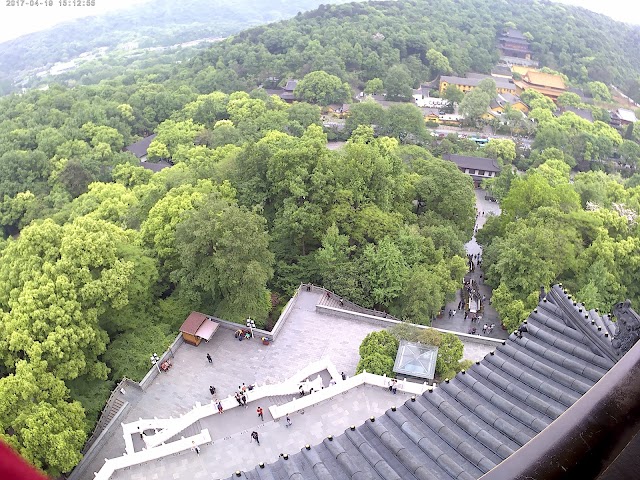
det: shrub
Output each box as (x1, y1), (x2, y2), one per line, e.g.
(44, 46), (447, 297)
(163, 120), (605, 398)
(359, 330), (399, 358)
(356, 351), (395, 376)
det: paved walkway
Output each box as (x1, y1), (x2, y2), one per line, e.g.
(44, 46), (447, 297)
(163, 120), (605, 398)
(81, 290), (498, 480)
(114, 386), (405, 480)
(433, 189), (508, 339)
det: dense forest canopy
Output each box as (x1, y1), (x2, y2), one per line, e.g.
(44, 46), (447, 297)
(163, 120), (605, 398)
(189, 0), (640, 97)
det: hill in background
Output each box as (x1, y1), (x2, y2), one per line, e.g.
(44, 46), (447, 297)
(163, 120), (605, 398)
(0, 0), (352, 94)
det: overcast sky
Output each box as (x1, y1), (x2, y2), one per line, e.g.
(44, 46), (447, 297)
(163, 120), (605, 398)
(0, 0), (639, 44)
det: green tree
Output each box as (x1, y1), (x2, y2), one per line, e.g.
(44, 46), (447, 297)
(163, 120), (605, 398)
(345, 100), (385, 135)
(435, 332), (464, 379)
(384, 65), (413, 101)
(588, 81), (612, 102)
(381, 103), (427, 142)
(359, 330), (399, 358)
(459, 89), (491, 124)
(174, 193), (274, 324)
(355, 351), (395, 376)
(476, 78), (497, 98)
(443, 84), (464, 105)
(364, 78), (384, 95)
(363, 237), (409, 308)
(0, 360), (86, 476)
(294, 71), (351, 106)
(426, 49), (452, 78)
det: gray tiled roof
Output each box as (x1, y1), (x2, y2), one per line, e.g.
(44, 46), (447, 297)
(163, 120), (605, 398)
(124, 134), (157, 158)
(231, 285), (618, 479)
(443, 154), (501, 173)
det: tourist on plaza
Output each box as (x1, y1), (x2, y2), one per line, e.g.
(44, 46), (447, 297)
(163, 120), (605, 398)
(464, 310), (468, 320)
(209, 385), (216, 396)
(448, 309), (453, 318)
(257, 406), (264, 421)
(191, 441), (200, 456)
(251, 431), (260, 445)
(206, 353), (212, 364)
(489, 323), (495, 333)
(241, 393), (248, 407)
(241, 383), (247, 392)
(483, 324), (488, 334)
(391, 379), (398, 394)
(452, 309), (457, 317)
(341, 372), (346, 380)
(216, 400), (224, 414)
(286, 414), (292, 427)
(235, 392), (243, 406)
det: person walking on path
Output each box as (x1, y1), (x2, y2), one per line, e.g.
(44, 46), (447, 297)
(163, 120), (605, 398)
(257, 406), (264, 421)
(191, 441), (200, 456)
(341, 372), (346, 381)
(286, 414), (292, 427)
(216, 400), (224, 414)
(235, 392), (243, 407)
(241, 393), (248, 408)
(251, 431), (260, 445)
(209, 385), (216, 396)
(206, 353), (212, 364)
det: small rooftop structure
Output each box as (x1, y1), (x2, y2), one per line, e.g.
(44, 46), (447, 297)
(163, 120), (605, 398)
(393, 340), (438, 380)
(124, 134), (157, 159)
(179, 312), (219, 346)
(613, 108), (638, 125)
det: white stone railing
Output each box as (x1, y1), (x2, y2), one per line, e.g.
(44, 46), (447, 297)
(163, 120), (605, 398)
(139, 357), (336, 449)
(269, 370), (431, 420)
(93, 429), (211, 480)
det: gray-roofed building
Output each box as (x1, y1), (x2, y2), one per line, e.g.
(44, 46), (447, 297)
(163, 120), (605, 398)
(558, 106), (594, 123)
(491, 65), (513, 79)
(139, 160), (172, 173)
(124, 134), (157, 161)
(232, 285), (634, 479)
(611, 108), (638, 127)
(439, 75), (516, 95)
(443, 153), (501, 187)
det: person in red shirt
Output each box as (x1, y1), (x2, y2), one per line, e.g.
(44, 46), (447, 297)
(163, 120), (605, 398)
(257, 406), (264, 421)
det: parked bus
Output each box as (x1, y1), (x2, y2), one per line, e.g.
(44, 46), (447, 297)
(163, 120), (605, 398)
(469, 137), (489, 146)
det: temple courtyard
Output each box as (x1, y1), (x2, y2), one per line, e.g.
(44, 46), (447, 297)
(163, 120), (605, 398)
(79, 288), (498, 480)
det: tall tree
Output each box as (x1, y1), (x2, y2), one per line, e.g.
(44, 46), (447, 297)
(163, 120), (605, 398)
(384, 65), (413, 101)
(294, 71), (351, 106)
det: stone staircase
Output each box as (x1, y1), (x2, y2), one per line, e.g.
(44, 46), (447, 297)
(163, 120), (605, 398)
(166, 420), (203, 443)
(100, 397), (125, 429)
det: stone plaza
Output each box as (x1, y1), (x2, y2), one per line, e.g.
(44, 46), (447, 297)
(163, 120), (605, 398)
(80, 287), (498, 480)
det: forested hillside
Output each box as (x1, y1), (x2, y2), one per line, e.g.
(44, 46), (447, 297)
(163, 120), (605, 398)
(189, 0), (640, 97)
(0, 0), (350, 93)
